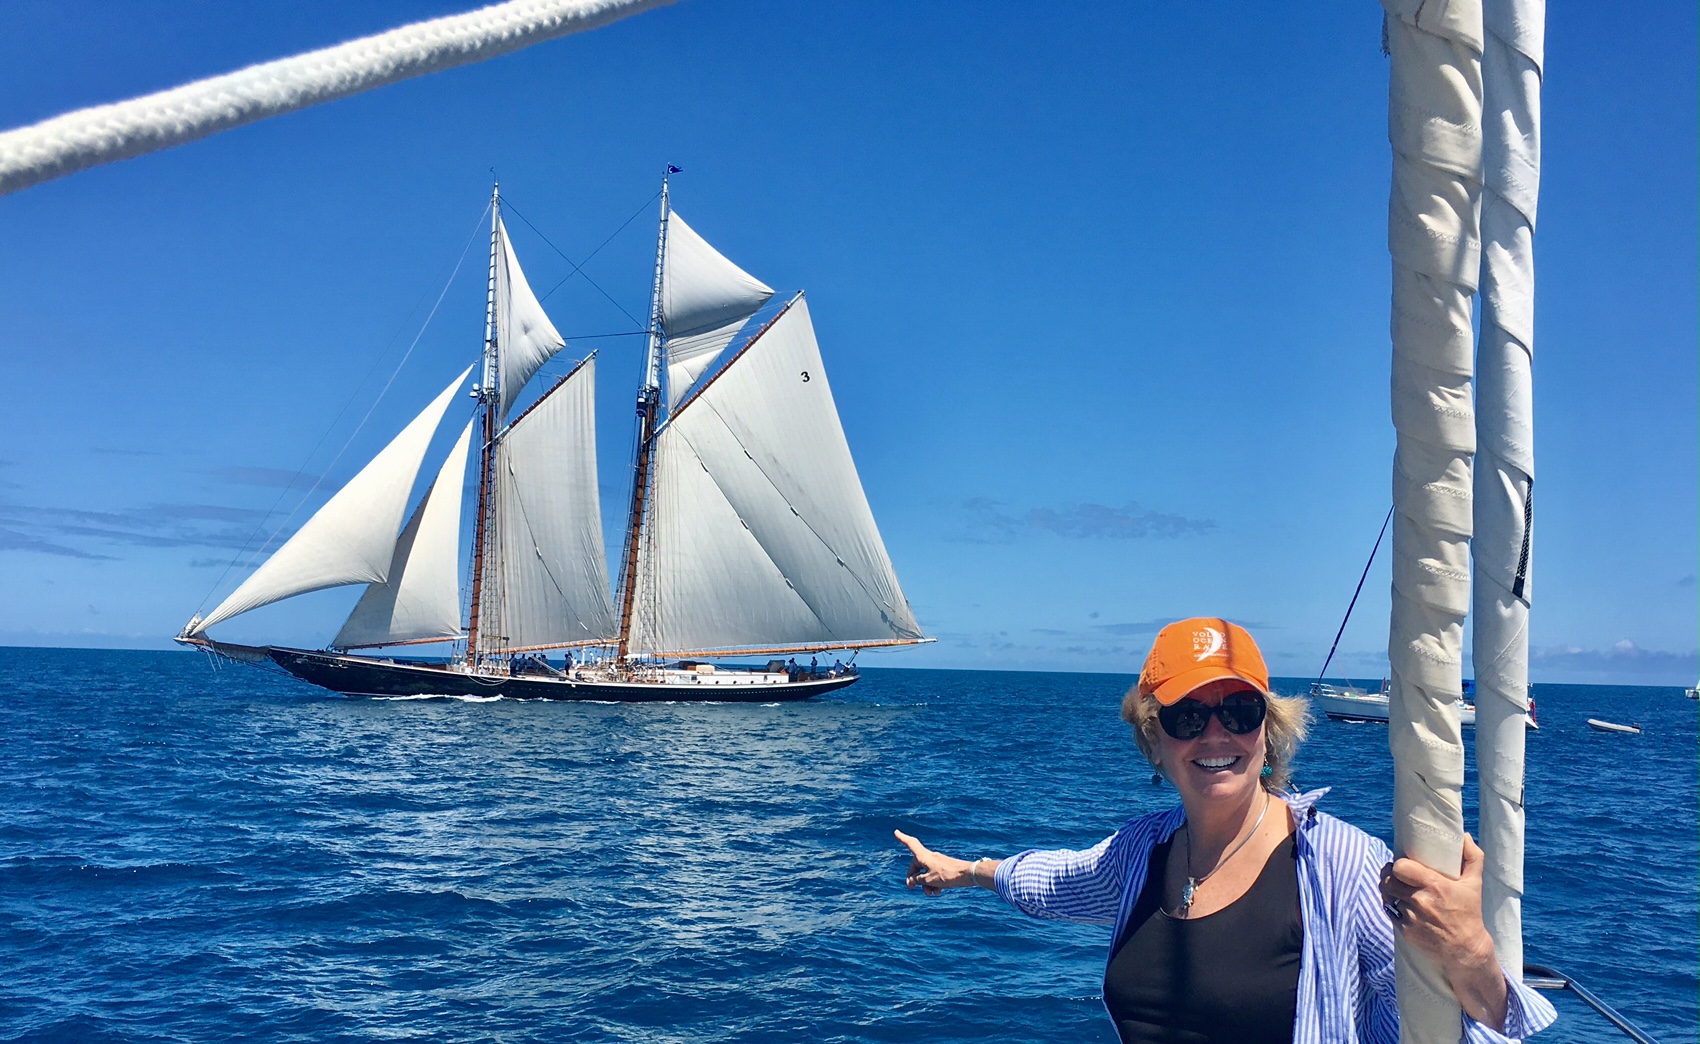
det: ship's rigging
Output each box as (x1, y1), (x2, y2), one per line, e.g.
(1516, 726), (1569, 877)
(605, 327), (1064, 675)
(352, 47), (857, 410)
(178, 174), (928, 697)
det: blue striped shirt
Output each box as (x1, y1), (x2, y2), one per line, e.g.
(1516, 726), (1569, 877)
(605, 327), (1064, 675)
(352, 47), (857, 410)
(993, 788), (1557, 1042)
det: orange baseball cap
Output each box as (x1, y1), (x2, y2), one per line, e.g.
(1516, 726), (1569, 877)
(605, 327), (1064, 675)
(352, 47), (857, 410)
(1137, 617), (1270, 706)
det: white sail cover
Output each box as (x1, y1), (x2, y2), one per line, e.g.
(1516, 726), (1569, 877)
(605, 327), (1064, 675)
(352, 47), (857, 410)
(488, 358), (616, 648)
(194, 365), (472, 634)
(332, 417), (473, 648)
(1474, 0), (1542, 978)
(1383, 0), (1483, 1037)
(661, 210), (773, 407)
(495, 215), (567, 422)
(629, 296), (923, 655)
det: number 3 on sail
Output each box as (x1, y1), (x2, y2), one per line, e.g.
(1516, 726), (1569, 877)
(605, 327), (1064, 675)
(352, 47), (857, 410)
(177, 173), (931, 701)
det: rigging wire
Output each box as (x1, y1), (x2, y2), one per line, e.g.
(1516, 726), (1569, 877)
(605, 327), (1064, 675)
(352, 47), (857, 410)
(1314, 504), (1395, 686)
(500, 196), (650, 330)
(536, 190), (660, 306)
(196, 201), (491, 613)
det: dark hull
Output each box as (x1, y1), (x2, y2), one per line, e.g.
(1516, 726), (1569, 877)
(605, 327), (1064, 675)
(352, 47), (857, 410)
(264, 647), (854, 703)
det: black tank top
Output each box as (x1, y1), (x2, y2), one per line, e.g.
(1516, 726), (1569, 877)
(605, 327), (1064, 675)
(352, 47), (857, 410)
(1102, 832), (1303, 1044)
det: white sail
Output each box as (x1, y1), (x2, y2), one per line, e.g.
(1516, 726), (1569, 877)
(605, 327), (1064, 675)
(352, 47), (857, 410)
(629, 295), (923, 655)
(666, 315), (752, 409)
(1474, 0), (1543, 978)
(332, 417), (473, 648)
(661, 210), (773, 408)
(1384, 0), (1484, 1037)
(489, 357), (616, 649)
(194, 365), (473, 635)
(495, 215), (567, 422)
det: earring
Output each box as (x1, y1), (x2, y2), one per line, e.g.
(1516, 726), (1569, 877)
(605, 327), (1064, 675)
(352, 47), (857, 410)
(1261, 764), (1273, 779)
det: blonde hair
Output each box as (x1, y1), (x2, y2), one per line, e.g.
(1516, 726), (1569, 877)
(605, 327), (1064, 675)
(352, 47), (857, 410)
(1120, 684), (1311, 791)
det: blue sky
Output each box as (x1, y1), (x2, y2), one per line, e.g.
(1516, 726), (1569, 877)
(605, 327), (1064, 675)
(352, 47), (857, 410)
(0, 1), (1694, 684)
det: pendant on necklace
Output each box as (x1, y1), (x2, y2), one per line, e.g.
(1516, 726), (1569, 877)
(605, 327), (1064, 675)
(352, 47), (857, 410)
(1180, 877), (1198, 915)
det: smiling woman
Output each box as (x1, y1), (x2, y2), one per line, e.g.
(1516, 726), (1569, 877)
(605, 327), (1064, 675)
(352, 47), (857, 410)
(894, 618), (1559, 1043)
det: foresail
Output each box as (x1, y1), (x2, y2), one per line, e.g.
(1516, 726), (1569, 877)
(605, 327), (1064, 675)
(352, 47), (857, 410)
(332, 417), (473, 648)
(193, 364), (473, 635)
(629, 296), (923, 655)
(495, 215), (566, 422)
(489, 357), (616, 649)
(661, 210), (772, 408)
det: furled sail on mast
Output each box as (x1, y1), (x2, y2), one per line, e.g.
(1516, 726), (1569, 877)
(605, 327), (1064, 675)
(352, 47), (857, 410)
(628, 295), (924, 656)
(332, 417), (474, 649)
(191, 365), (473, 635)
(495, 215), (568, 422)
(660, 210), (773, 408)
(1473, 0), (1543, 978)
(486, 356), (616, 650)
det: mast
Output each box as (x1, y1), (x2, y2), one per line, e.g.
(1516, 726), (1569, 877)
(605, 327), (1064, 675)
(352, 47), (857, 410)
(1474, 0), (1543, 978)
(1384, 4), (1484, 1038)
(614, 169), (671, 660)
(465, 184), (502, 667)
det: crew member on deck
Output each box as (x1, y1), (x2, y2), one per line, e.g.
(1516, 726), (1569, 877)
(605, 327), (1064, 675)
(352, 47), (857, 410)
(895, 618), (1557, 1043)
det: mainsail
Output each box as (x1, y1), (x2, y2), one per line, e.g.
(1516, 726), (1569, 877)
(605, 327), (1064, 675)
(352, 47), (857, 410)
(660, 210), (773, 407)
(333, 417), (474, 649)
(495, 215), (568, 422)
(192, 365), (472, 635)
(628, 295), (924, 656)
(487, 357), (616, 650)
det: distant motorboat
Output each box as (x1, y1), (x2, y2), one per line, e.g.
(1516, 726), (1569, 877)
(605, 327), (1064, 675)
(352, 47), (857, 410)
(1313, 682), (1474, 726)
(1586, 719), (1641, 735)
(1685, 682), (1698, 700)
(1310, 681), (1540, 730)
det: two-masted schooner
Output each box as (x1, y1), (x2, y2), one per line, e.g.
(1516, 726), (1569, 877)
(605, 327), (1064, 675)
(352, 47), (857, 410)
(176, 177), (929, 700)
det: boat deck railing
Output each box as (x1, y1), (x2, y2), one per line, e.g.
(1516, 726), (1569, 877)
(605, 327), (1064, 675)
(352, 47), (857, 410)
(1524, 963), (1660, 1043)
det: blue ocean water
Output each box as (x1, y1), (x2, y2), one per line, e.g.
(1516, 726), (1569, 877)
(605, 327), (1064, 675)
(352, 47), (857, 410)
(0, 649), (1693, 1043)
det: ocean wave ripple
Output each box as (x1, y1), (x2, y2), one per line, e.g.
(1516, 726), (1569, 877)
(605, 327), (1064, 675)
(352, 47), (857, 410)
(0, 649), (1693, 1043)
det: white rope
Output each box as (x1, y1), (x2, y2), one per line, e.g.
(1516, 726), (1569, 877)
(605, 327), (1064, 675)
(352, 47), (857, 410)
(1474, 0), (1543, 980)
(1382, 0), (1484, 1038)
(0, 0), (674, 197)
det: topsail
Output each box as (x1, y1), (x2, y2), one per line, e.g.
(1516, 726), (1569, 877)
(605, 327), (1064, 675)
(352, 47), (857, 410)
(660, 210), (774, 407)
(495, 215), (568, 422)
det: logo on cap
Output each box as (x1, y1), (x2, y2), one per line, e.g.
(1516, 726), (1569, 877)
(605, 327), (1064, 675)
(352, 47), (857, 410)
(1192, 627), (1224, 661)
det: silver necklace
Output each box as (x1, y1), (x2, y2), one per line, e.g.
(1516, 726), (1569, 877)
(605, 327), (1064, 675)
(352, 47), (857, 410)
(1178, 788), (1271, 917)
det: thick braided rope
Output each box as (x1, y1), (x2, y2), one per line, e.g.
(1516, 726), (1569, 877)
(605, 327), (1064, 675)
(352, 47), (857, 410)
(1474, 0), (1543, 980)
(0, 0), (675, 197)
(1382, 0), (1484, 1039)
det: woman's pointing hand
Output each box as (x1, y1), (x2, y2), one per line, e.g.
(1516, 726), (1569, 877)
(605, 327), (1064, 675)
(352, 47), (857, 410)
(896, 829), (995, 896)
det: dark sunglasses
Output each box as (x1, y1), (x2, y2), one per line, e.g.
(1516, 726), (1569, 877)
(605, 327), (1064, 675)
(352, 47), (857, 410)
(1157, 691), (1267, 741)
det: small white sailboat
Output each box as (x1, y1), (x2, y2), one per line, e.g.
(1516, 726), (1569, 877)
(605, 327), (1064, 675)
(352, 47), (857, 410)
(1586, 719), (1641, 735)
(177, 176), (930, 700)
